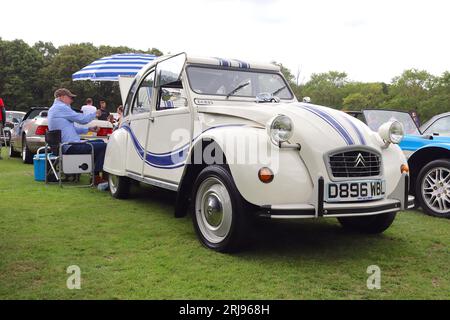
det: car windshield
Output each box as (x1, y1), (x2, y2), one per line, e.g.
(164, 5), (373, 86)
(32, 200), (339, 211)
(186, 66), (294, 100)
(422, 116), (450, 135)
(363, 110), (421, 135)
(26, 109), (46, 120)
(6, 112), (25, 121)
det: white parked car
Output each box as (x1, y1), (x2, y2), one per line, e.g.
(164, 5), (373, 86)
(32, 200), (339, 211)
(9, 107), (114, 163)
(104, 53), (414, 252)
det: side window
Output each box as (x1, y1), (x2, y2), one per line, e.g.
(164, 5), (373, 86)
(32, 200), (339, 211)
(132, 71), (155, 115)
(157, 81), (187, 111)
(124, 79), (138, 117)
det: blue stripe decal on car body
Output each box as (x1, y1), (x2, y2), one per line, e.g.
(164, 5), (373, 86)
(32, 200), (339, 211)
(214, 57), (231, 67)
(301, 105), (355, 145)
(342, 116), (366, 145)
(121, 124), (245, 169)
(121, 126), (186, 169)
(233, 59), (250, 69)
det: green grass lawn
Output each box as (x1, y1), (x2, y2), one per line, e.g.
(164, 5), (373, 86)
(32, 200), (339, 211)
(0, 148), (449, 299)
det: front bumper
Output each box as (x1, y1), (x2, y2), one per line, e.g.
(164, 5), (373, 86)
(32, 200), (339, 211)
(259, 173), (414, 219)
(260, 196), (415, 219)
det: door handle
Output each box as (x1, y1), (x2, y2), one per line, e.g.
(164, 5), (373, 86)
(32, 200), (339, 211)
(149, 117), (155, 122)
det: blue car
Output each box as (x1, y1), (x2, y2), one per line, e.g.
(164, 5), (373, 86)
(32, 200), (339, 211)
(348, 109), (450, 218)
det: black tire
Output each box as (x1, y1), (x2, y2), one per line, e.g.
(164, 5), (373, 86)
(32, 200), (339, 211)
(415, 159), (450, 218)
(337, 212), (397, 234)
(9, 143), (20, 158)
(191, 165), (249, 253)
(108, 173), (131, 199)
(22, 137), (33, 164)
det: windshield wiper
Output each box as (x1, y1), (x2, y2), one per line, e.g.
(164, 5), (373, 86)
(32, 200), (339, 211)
(271, 85), (286, 96)
(226, 81), (251, 99)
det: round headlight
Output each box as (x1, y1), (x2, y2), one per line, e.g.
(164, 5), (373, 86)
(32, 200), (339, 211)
(389, 121), (404, 144)
(267, 115), (293, 145)
(378, 120), (404, 144)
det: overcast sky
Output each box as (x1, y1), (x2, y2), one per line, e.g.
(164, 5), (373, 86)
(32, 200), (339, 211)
(2, 0), (449, 83)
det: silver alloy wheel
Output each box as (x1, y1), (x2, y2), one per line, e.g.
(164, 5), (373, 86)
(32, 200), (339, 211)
(421, 167), (450, 214)
(195, 177), (233, 244)
(109, 174), (118, 195)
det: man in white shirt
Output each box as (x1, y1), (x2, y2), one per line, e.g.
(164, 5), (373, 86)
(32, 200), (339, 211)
(81, 98), (97, 115)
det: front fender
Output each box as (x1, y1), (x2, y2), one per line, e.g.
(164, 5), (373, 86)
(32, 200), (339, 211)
(415, 142), (450, 152)
(188, 126), (314, 206)
(407, 146), (450, 194)
(103, 127), (128, 176)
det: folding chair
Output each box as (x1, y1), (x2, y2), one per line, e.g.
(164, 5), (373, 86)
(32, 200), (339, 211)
(42, 130), (95, 187)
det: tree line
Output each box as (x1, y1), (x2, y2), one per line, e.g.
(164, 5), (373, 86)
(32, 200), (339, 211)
(1, 38), (448, 122)
(0, 38), (162, 113)
(279, 67), (450, 122)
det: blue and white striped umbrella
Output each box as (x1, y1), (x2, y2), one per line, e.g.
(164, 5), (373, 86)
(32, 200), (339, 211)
(72, 53), (156, 81)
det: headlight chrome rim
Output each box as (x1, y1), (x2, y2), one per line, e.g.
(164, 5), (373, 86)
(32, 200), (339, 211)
(389, 121), (404, 144)
(378, 120), (404, 145)
(267, 115), (294, 145)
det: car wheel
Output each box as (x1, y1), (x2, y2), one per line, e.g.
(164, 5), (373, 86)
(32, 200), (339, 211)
(9, 143), (20, 158)
(192, 165), (249, 253)
(337, 212), (397, 234)
(108, 173), (131, 199)
(415, 159), (450, 218)
(22, 138), (33, 164)
(4, 131), (11, 146)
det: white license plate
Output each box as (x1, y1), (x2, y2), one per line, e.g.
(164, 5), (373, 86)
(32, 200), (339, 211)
(325, 180), (386, 202)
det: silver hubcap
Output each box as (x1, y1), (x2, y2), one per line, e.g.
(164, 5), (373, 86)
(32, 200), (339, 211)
(195, 177), (232, 244)
(422, 167), (450, 214)
(109, 174), (118, 194)
(204, 193), (223, 227)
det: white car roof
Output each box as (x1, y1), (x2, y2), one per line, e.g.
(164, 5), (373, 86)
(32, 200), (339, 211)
(186, 55), (280, 72)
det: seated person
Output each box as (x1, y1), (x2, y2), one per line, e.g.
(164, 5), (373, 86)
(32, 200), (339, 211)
(47, 88), (107, 185)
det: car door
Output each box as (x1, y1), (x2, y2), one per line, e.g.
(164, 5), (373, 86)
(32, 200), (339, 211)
(143, 82), (191, 183)
(142, 53), (190, 184)
(124, 69), (156, 176)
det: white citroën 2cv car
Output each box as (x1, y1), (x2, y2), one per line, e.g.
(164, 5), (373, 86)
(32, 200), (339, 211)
(103, 53), (414, 252)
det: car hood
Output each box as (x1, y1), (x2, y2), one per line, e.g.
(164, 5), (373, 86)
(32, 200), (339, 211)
(198, 102), (393, 182)
(198, 101), (382, 150)
(400, 134), (450, 151)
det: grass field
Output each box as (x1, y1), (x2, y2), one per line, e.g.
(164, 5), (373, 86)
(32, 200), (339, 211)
(0, 148), (449, 299)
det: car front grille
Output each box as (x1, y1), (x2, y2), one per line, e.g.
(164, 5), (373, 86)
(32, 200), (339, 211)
(328, 150), (381, 178)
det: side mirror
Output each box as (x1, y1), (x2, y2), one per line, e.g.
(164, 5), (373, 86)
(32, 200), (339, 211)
(161, 89), (172, 101)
